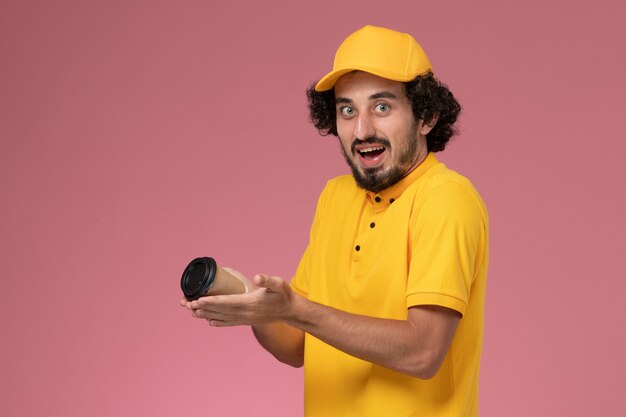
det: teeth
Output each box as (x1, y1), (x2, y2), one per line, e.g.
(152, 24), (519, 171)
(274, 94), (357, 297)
(359, 146), (384, 153)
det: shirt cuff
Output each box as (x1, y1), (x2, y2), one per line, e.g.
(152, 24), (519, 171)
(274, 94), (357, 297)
(406, 292), (467, 316)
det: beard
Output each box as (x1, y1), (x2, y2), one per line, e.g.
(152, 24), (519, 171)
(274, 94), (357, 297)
(339, 130), (420, 194)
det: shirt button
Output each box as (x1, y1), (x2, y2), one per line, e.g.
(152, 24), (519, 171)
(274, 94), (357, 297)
(355, 245), (361, 251)
(370, 222), (376, 228)
(375, 196), (381, 202)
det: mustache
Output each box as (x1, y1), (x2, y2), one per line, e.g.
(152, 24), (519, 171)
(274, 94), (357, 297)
(351, 137), (391, 154)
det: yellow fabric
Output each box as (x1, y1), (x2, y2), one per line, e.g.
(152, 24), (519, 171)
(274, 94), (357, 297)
(315, 25), (433, 91)
(291, 153), (489, 417)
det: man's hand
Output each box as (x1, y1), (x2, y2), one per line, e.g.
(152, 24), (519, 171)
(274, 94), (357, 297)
(179, 269), (459, 377)
(181, 272), (295, 327)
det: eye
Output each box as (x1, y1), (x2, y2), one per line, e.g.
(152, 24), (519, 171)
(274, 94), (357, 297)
(340, 106), (355, 117)
(375, 103), (390, 113)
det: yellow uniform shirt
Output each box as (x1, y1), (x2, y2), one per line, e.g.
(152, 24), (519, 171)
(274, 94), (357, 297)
(291, 153), (489, 417)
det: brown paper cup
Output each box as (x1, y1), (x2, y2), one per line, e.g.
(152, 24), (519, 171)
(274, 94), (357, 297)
(181, 257), (247, 300)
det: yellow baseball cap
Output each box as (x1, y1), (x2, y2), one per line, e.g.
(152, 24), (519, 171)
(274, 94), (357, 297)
(315, 25), (433, 91)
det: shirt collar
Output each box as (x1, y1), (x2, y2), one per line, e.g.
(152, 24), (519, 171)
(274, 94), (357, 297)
(365, 153), (440, 211)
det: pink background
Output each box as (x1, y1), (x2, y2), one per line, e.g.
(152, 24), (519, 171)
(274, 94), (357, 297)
(1, 0), (625, 415)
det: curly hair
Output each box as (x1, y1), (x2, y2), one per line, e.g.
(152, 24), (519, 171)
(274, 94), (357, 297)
(306, 72), (461, 152)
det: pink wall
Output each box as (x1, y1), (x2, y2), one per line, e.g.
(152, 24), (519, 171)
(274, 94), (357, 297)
(1, 0), (625, 415)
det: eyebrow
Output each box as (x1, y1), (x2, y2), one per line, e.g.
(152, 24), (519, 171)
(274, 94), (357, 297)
(370, 91), (397, 100)
(335, 91), (398, 104)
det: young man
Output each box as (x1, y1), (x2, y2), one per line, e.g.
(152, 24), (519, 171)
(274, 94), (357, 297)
(183, 25), (489, 417)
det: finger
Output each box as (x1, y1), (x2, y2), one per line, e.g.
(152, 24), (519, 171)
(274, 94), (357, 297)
(192, 293), (252, 309)
(195, 309), (249, 327)
(208, 319), (244, 328)
(181, 298), (196, 310)
(253, 274), (286, 293)
(192, 308), (233, 321)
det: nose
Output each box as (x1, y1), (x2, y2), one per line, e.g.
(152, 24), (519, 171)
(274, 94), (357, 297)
(354, 112), (376, 140)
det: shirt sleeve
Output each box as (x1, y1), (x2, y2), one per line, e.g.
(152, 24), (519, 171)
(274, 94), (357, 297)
(406, 180), (488, 316)
(290, 243), (311, 298)
(290, 184), (328, 299)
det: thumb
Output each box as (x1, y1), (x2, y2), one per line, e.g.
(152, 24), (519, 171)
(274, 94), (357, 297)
(253, 274), (286, 293)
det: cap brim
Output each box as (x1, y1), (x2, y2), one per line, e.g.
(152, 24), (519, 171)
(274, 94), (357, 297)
(315, 68), (358, 91)
(315, 66), (427, 91)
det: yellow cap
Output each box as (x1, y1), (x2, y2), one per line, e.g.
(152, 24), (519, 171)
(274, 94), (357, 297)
(315, 25), (433, 91)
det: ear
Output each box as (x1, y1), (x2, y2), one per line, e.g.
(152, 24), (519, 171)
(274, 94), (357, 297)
(419, 114), (439, 136)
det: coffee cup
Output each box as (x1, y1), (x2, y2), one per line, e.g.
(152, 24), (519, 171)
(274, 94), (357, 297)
(180, 257), (247, 300)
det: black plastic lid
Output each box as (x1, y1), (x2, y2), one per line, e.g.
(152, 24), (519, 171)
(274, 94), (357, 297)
(181, 257), (217, 300)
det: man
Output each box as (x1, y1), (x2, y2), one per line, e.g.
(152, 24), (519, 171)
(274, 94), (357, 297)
(182, 25), (489, 417)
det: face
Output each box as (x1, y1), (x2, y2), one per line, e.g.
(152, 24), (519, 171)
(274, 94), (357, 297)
(334, 71), (431, 193)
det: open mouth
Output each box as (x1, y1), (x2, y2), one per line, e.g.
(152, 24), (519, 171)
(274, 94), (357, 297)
(355, 144), (387, 167)
(357, 145), (386, 159)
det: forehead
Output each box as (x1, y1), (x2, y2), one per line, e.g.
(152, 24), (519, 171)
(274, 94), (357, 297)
(334, 71), (406, 100)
